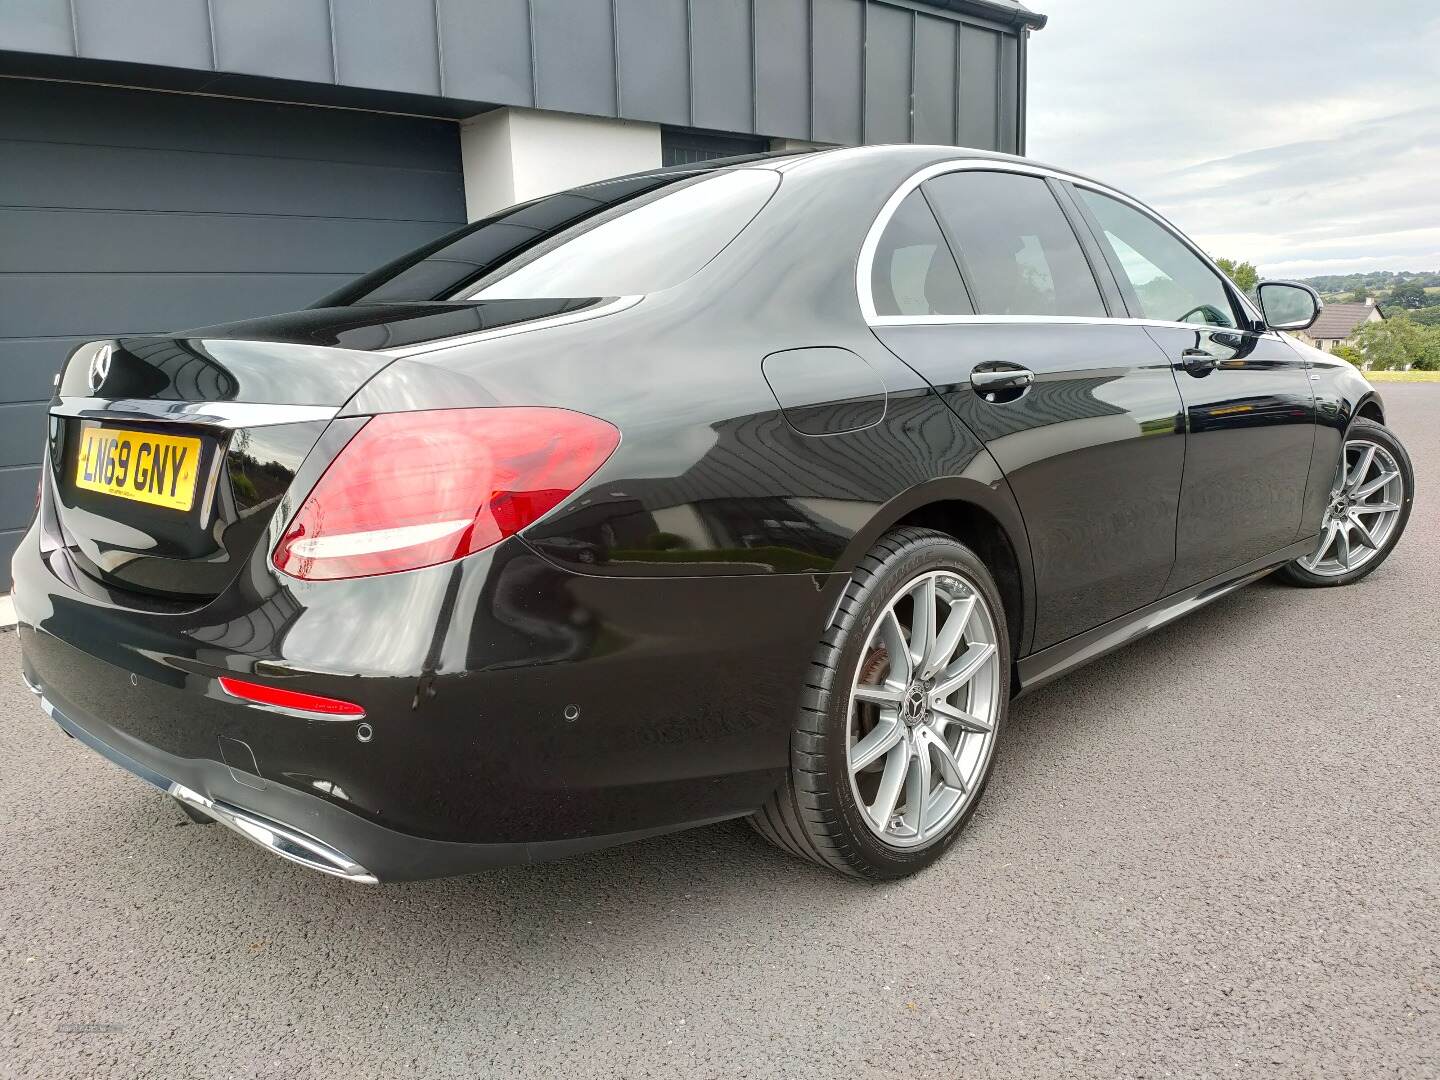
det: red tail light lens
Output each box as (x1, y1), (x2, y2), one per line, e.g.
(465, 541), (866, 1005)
(272, 407), (619, 581)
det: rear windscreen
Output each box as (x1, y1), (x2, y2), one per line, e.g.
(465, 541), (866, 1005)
(467, 170), (779, 300)
(316, 168), (778, 306)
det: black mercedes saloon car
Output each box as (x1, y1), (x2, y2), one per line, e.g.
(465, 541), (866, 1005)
(15, 146), (1414, 883)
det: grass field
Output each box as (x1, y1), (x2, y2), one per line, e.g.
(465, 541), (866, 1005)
(1364, 370), (1440, 382)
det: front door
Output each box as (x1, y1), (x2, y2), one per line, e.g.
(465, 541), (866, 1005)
(1067, 185), (1317, 591)
(867, 169), (1186, 651)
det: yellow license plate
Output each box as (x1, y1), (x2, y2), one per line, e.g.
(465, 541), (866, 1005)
(74, 426), (203, 512)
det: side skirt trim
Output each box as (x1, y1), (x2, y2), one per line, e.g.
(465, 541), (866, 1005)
(1015, 538), (1314, 696)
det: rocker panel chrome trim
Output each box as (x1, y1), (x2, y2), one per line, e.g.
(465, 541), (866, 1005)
(1015, 538), (1315, 695)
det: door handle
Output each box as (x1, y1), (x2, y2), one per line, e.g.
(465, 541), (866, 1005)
(971, 366), (1034, 398)
(1178, 348), (1217, 375)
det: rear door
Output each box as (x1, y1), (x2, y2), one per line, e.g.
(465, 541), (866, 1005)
(868, 167), (1186, 651)
(1066, 185), (1317, 591)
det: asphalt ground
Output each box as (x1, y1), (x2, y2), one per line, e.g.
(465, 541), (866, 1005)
(2, 386), (1437, 1079)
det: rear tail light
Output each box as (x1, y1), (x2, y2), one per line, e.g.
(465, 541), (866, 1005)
(272, 407), (619, 581)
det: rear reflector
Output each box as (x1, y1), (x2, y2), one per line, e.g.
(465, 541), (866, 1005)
(219, 676), (365, 718)
(272, 407), (619, 581)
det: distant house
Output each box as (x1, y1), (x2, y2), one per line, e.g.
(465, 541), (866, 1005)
(1297, 297), (1385, 352)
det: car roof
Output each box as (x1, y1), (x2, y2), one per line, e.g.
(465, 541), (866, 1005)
(773, 142), (1102, 188)
(559, 144), (1110, 209)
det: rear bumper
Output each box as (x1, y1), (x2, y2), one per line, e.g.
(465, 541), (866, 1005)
(13, 523), (837, 880)
(26, 668), (377, 882)
(23, 662), (749, 881)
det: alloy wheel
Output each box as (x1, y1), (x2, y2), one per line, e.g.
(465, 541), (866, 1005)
(846, 570), (1001, 849)
(1296, 436), (1405, 577)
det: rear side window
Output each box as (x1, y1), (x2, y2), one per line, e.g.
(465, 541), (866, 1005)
(468, 170), (779, 299)
(869, 190), (971, 317)
(922, 171), (1107, 318)
(1075, 188), (1238, 328)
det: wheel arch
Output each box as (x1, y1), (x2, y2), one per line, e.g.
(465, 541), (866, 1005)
(835, 478), (1036, 661)
(1354, 391), (1384, 425)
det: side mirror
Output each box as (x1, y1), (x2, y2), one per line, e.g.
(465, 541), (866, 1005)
(1257, 280), (1323, 331)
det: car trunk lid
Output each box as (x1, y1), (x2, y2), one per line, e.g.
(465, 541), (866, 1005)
(46, 333), (390, 604)
(43, 300), (617, 604)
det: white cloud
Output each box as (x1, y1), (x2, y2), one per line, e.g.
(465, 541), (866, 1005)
(1027, 1), (1440, 278)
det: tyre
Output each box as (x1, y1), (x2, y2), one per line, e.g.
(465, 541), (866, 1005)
(1276, 418), (1414, 588)
(751, 527), (1010, 880)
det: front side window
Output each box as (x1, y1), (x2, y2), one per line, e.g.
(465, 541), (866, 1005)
(922, 171), (1107, 318)
(869, 190), (971, 317)
(1075, 189), (1238, 328)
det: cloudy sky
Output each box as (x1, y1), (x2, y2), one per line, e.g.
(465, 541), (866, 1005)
(1026, 1), (1440, 278)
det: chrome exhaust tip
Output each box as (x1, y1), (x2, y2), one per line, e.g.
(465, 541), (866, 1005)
(32, 680), (379, 884)
(168, 783), (379, 884)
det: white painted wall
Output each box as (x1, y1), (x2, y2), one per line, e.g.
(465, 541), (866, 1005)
(460, 107), (662, 221)
(459, 109), (519, 221)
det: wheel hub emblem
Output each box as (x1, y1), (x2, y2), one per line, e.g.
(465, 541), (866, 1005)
(903, 687), (927, 724)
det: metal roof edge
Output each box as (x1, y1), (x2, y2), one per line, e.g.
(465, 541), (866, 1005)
(917, 0), (1048, 31)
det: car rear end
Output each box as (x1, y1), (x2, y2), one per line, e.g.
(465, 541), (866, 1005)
(12, 331), (649, 881)
(13, 158), (837, 882)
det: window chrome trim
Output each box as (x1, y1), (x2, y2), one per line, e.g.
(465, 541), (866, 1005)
(379, 294), (643, 359)
(856, 158), (1264, 328)
(869, 313), (1257, 333)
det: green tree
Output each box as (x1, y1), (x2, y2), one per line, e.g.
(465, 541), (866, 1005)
(1213, 257), (1259, 295)
(1345, 286), (1369, 303)
(1330, 343), (1365, 367)
(1388, 280), (1428, 309)
(1351, 315), (1440, 370)
(1416, 325), (1440, 370)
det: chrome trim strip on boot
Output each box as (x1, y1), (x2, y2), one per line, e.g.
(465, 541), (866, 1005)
(49, 398), (340, 428)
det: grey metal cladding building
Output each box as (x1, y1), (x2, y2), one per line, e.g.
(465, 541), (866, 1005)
(0, 0), (1046, 587)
